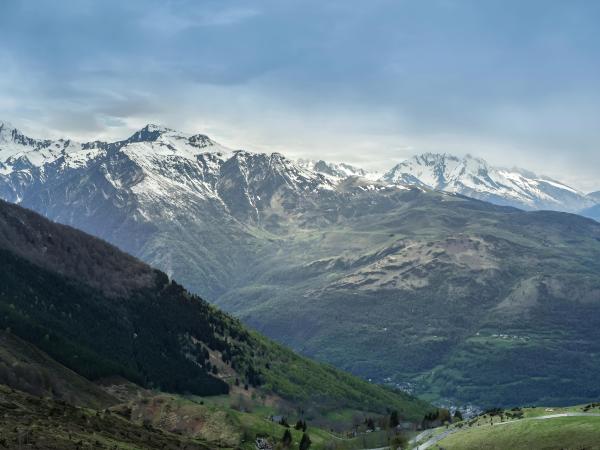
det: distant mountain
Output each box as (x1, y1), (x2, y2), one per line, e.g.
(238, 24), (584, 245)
(582, 191), (600, 221)
(382, 153), (596, 213)
(0, 198), (429, 418)
(588, 191), (600, 203)
(3, 122), (600, 409)
(581, 205), (600, 222)
(0, 121), (337, 298)
(297, 159), (378, 182)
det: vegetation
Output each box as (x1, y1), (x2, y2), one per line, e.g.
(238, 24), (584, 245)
(413, 404), (600, 450)
(0, 199), (431, 423)
(0, 328), (417, 450)
(213, 190), (600, 407)
(437, 416), (600, 450)
(0, 385), (211, 449)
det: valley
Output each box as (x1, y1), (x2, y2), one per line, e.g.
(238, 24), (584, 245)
(1, 122), (600, 411)
(2, 2), (599, 448)
(0, 197), (432, 449)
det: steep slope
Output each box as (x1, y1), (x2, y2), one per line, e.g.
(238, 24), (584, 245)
(0, 199), (430, 419)
(0, 384), (211, 450)
(0, 331), (117, 409)
(382, 153), (595, 212)
(0, 122), (335, 299)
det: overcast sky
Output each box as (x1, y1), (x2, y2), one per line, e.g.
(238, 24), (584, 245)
(1, 0), (599, 190)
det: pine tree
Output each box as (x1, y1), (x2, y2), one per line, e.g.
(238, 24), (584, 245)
(282, 429), (292, 447)
(389, 410), (400, 428)
(299, 433), (311, 450)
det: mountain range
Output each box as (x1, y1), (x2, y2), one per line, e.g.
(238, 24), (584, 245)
(2, 121), (600, 409)
(300, 153), (597, 215)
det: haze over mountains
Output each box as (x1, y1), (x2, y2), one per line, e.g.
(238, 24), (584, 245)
(2, 121), (600, 409)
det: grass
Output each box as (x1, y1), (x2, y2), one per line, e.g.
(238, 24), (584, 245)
(0, 380), (400, 450)
(437, 416), (600, 450)
(115, 390), (399, 450)
(0, 385), (212, 450)
(413, 404), (600, 450)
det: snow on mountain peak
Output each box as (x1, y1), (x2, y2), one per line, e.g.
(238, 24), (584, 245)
(382, 152), (593, 212)
(0, 122), (596, 215)
(126, 124), (181, 143)
(0, 120), (17, 134)
(297, 159), (379, 182)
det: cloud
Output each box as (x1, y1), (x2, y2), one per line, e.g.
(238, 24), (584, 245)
(0, 0), (599, 190)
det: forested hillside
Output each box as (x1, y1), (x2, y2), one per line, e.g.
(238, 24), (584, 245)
(0, 199), (430, 419)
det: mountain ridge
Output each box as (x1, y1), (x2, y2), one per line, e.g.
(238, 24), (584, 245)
(2, 122), (600, 408)
(1, 121), (597, 215)
(381, 152), (595, 213)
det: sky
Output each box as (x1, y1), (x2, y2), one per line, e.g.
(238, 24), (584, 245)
(0, 0), (599, 190)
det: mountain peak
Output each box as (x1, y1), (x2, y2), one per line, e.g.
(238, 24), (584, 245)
(383, 151), (593, 212)
(127, 124), (178, 143)
(125, 124), (220, 152)
(0, 120), (17, 131)
(0, 121), (19, 142)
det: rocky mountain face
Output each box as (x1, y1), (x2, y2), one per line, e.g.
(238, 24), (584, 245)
(382, 153), (596, 213)
(0, 122), (339, 298)
(297, 159), (378, 182)
(2, 122), (600, 408)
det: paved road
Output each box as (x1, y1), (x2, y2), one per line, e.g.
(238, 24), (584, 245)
(413, 428), (458, 450)
(534, 412), (600, 419)
(359, 447), (389, 450)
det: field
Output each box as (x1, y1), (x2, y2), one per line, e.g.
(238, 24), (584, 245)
(413, 404), (600, 450)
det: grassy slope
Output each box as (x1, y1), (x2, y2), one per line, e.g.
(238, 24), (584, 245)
(0, 332), (117, 409)
(216, 191), (600, 407)
(417, 404), (600, 450)
(0, 199), (431, 423)
(0, 385), (212, 450)
(438, 417), (600, 450)
(0, 331), (409, 450)
(121, 392), (395, 450)
(254, 330), (431, 420)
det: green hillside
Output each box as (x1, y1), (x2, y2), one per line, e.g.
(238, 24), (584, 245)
(0, 384), (212, 450)
(0, 199), (430, 421)
(419, 404), (600, 450)
(214, 189), (600, 407)
(0, 333), (408, 449)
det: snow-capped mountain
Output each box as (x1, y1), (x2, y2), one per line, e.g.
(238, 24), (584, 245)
(0, 122), (334, 216)
(4, 121), (600, 409)
(1, 121), (597, 221)
(297, 159), (379, 182)
(588, 191), (600, 203)
(382, 153), (596, 212)
(0, 122), (339, 297)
